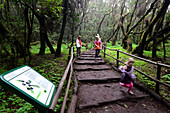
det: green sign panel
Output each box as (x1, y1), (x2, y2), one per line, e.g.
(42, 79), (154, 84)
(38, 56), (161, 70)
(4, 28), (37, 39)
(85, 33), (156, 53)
(0, 65), (56, 112)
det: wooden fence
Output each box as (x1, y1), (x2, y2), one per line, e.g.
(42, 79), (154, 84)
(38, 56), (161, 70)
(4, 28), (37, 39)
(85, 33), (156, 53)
(48, 45), (170, 112)
(102, 45), (170, 95)
(49, 46), (75, 113)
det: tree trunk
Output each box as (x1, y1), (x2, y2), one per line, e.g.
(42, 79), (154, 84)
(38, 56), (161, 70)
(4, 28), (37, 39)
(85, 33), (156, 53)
(98, 9), (112, 34)
(38, 16), (55, 55)
(25, 6), (34, 64)
(152, 36), (157, 58)
(122, 0), (138, 49)
(38, 17), (46, 55)
(112, 27), (120, 46)
(163, 35), (166, 61)
(79, 25), (81, 35)
(152, 18), (163, 58)
(126, 0), (139, 32)
(122, 35), (128, 49)
(24, 3), (55, 55)
(152, 6), (166, 58)
(55, 0), (68, 57)
(132, 0), (169, 56)
(106, 25), (119, 42)
(127, 0), (158, 35)
(45, 34), (55, 54)
(71, 29), (75, 46)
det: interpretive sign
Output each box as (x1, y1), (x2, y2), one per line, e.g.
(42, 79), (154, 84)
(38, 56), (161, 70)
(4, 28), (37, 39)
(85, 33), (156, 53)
(0, 65), (56, 112)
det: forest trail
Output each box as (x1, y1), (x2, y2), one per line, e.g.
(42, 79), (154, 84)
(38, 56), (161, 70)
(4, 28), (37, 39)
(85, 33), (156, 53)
(73, 50), (168, 113)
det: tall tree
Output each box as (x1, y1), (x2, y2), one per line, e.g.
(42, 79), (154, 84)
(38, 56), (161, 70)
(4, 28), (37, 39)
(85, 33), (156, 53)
(55, 0), (69, 57)
(132, 0), (170, 56)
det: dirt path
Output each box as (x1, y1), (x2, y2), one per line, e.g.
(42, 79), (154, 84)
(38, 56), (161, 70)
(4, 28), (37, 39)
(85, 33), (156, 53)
(74, 50), (169, 113)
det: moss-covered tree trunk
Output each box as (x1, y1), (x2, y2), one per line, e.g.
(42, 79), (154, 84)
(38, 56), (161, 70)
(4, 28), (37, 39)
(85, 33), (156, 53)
(36, 15), (55, 55)
(122, 0), (138, 49)
(132, 0), (170, 56)
(26, 3), (55, 55)
(152, 4), (167, 58)
(112, 27), (120, 46)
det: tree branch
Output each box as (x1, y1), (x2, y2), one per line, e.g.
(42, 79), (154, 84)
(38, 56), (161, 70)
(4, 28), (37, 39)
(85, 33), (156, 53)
(127, 0), (158, 35)
(75, 11), (86, 30)
(126, 0), (139, 32)
(98, 9), (113, 34)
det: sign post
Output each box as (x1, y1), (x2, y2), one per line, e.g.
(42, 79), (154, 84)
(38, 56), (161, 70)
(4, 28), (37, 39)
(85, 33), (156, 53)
(0, 65), (56, 113)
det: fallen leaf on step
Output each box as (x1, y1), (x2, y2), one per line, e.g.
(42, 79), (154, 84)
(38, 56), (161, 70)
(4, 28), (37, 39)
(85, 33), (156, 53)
(124, 104), (128, 108)
(142, 104), (146, 107)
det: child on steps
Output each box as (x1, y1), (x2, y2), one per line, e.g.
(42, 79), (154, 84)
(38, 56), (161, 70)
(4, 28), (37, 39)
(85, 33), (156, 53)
(119, 58), (136, 95)
(94, 34), (102, 62)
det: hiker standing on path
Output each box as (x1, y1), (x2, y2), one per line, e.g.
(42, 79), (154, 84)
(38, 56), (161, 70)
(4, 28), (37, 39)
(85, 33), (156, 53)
(76, 35), (82, 57)
(119, 58), (136, 95)
(95, 34), (102, 62)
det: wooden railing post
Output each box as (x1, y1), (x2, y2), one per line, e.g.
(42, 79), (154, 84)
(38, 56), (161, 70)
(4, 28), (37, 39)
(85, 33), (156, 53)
(117, 49), (119, 68)
(156, 62), (161, 94)
(104, 42), (106, 58)
(104, 46), (106, 58)
(73, 46), (75, 58)
(67, 47), (71, 64)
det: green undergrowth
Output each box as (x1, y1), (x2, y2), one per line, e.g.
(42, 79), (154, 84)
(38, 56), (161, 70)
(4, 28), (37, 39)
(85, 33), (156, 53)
(102, 42), (170, 101)
(0, 44), (75, 112)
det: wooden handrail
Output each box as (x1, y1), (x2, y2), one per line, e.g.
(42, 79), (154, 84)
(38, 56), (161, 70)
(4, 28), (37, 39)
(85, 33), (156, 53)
(49, 47), (74, 111)
(134, 67), (170, 87)
(60, 63), (73, 113)
(101, 46), (170, 94)
(103, 46), (170, 68)
(104, 46), (117, 51)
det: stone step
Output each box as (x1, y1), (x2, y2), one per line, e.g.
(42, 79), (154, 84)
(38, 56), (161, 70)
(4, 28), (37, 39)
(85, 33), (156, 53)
(77, 57), (102, 60)
(76, 97), (164, 113)
(80, 55), (101, 57)
(77, 83), (148, 109)
(81, 51), (96, 55)
(76, 70), (121, 81)
(74, 64), (112, 71)
(75, 60), (106, 65)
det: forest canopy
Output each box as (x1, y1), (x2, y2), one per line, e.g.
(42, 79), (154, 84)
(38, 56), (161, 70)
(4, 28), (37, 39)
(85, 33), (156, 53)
(0, 0), (169, 66)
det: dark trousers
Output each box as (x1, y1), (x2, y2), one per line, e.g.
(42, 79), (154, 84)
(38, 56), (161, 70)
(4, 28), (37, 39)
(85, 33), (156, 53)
(77, 47), (81, 57)
(95, 49), (100, 58)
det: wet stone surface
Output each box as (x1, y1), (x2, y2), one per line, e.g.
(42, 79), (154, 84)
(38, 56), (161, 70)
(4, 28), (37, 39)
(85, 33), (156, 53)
(76, 70), (121, 81)
(77, 57), (102, 60)
(75, 60), (105, 65)
(81, 51), (96, 55)
(77, 83), (148, 109)
(76, 97), (169, 113)
(74, 64), (112, 71)
(80, 55), (101, 57)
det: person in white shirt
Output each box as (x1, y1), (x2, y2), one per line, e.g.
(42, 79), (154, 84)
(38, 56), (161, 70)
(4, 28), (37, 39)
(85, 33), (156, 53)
(76, 35), (82, 57)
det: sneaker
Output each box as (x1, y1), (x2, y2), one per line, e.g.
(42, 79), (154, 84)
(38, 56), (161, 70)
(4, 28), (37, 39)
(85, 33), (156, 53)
(128, 91), (134, 95)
